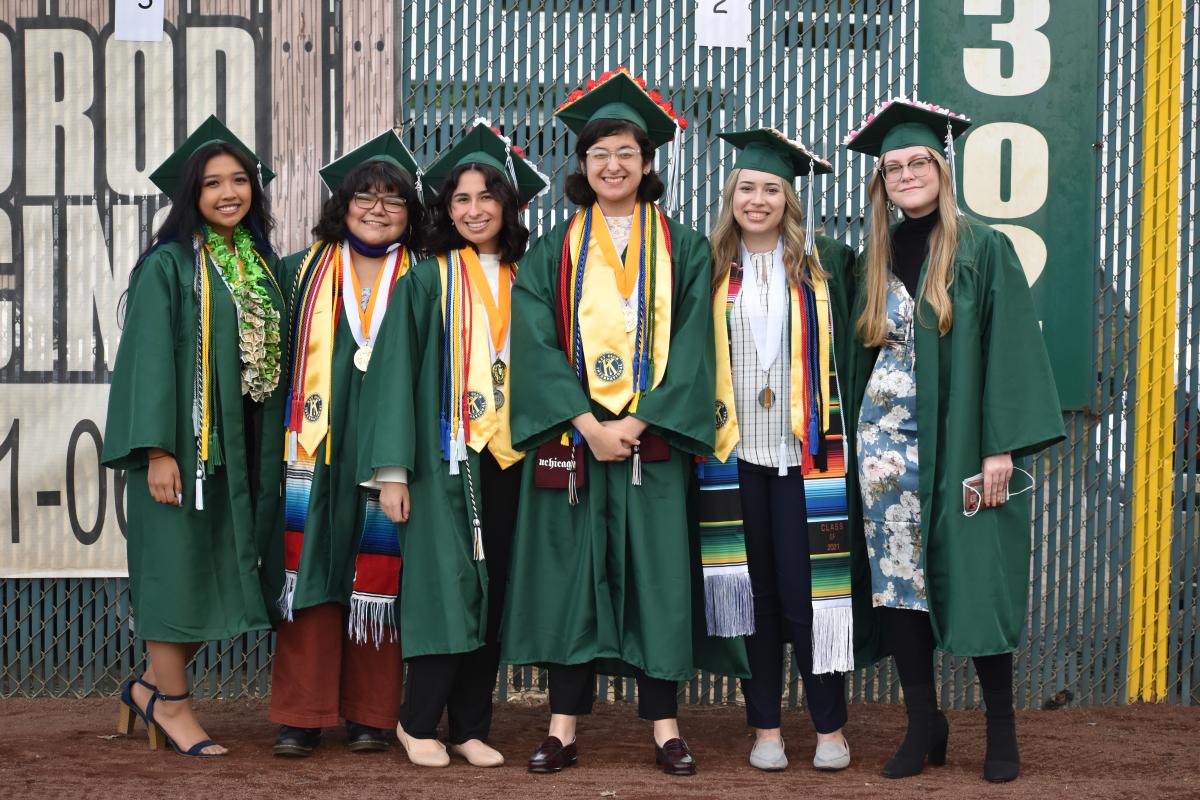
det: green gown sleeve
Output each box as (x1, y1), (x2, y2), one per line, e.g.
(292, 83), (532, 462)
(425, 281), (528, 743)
(356, 259), (435, 481)
(973, 225), (1066, 457)
(510, 227), (594, 451)
(817, 235), (858, 380)
(102, 246), (182, 470)
(628, 220), (716, 456)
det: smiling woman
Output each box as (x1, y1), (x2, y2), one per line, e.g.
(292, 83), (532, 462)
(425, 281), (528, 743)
(102, 116), (286, 760)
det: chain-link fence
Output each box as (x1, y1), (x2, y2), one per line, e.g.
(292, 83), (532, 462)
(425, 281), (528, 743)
(2, 0), (1198, 710)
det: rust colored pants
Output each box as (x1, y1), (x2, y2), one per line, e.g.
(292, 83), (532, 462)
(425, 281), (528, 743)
(268, 602), (403, 730)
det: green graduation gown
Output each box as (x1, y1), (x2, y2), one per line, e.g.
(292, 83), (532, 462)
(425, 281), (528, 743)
(356, 256), (501, 658)
(500, 215), (750, 682)
(276, 244), (398, 614)
(102, 240), (287, 642)
(841, 216), (1066, 662)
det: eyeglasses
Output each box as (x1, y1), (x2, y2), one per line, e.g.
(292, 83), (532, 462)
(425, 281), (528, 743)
(353, 192), (407, 212)
(879, 156), (936, 183)
(585, 147), (641, 165)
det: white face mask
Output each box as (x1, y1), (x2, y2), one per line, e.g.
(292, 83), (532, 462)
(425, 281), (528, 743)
(962, 467), (1035, 517)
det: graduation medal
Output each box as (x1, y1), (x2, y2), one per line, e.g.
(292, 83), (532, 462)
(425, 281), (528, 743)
(491, 357), (507, 386)
(353, 345), (373, 372)
(758, 385), (775, 409)
(621, 301), (637, 333)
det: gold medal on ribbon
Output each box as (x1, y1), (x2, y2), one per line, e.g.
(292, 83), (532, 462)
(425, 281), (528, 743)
(353, 345), (373, 372)
(491, 357), (507, 387)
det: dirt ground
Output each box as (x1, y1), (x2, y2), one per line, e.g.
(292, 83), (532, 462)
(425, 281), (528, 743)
(1, 698), (1197, 800)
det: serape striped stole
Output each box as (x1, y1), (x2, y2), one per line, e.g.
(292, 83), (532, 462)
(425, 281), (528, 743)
(699, 263), (853, 673)
(278, 242), (405, 648)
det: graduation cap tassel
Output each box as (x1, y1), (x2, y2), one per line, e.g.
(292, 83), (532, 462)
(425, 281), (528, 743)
(504, 145), (519, 191)
(665, 120), (684, 214)
(631, 445), (642, 487)
(256, 160), (263, 188)
(415, 167), (424, 201)
(804, 161), (816, 257)
(945, 121), (962, 217)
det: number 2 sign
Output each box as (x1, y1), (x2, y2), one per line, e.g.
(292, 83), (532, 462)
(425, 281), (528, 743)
(695, 0), (752, 51)
(922, 0), (1099, 410)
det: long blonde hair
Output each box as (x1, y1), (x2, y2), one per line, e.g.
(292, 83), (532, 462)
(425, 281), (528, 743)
(856, 149), (960, 347)
(709, 169), (828, 292)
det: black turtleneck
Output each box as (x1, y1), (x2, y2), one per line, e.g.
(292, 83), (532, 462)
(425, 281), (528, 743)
(891, 210), (938, 298)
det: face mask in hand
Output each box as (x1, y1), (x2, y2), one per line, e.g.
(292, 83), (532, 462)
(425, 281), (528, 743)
(962, 467), (1034, 518)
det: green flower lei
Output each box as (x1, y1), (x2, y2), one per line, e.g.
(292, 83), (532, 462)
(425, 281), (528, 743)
(204, 224), (282, 402)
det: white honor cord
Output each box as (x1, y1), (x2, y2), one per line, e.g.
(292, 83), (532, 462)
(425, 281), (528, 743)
(804, 162), (815, 256)
(340, 243), (400, 348)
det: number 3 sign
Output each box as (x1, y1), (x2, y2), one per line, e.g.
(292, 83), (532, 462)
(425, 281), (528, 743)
(922, 0), (1099, 410)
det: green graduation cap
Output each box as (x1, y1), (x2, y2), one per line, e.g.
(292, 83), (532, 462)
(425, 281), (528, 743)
(149, 114), (275, 198)
(555, 68), (684, 149)
(844, 97), (971, 157)
(422, 119), (547, 206)
(718, 128), (833, 182)
(318, 129), (421, 192)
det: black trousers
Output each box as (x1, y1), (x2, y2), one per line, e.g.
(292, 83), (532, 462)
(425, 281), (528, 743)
(737, 459), (848, 733)
(400, 451), (522, 743)
(547, 662), (679, 721)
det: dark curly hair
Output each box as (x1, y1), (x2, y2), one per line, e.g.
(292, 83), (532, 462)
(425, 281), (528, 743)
(311, 159), (426, 253)
(424, 163), (530, 263)
(564, 118), (665, 206)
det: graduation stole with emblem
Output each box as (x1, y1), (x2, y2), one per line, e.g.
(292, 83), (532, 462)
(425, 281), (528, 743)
(699, 261), (853, 671)
(437, 248), (521, 560)
(538, 202), (673, 501)
(278, 240), (409, 643)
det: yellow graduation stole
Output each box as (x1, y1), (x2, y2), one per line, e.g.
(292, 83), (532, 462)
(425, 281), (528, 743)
(437, 250), (523, 468)
(287, 241), (410, 462)
(712, 258), (832, 464)
(566, 202), (673, 414)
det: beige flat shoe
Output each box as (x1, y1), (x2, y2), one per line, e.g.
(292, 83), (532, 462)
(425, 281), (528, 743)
(449, 739), (505, 767)
(396, 723), (449, 767)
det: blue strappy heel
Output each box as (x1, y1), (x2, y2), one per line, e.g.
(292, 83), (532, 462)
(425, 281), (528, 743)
(116, 674), (158, 739)
(145, 688), (225, 758)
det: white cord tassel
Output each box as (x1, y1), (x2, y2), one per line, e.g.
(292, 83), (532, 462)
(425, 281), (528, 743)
(448, 428), (465, 476)
(945, 121), (962, 216)
(777, 433), (789, 477)
(665, 120), (684, 214)
(415, 167), (424, 200)
(804, 161), (815, 257)
(461, 456), (485, 561)
(567, 446), (580, 506)
(287, 431), (298, 464)
(195, 472), (205, 511)
(504, 144), (519, 190)
(631, 445), (642, 486)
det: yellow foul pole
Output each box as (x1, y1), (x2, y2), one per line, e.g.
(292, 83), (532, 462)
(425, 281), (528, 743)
(1128, 0), (1182, 702)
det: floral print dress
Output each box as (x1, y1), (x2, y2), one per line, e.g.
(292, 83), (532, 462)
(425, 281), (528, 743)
(856, 276), (927, 611)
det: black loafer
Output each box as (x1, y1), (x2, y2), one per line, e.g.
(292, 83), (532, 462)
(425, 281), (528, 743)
(345, 721), (390, 753)
(528, 736), (578, 773)
(655, 737), (696, 776)
(273, 725), (322, 757)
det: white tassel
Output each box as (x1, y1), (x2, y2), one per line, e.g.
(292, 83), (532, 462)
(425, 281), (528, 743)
(194, 475), (205, 511)
(804, 162), (815, 257)
(472, 519), (485, 560)
(277, 570), (297, 622)
(348, 593), (397, 649)
(665, 120), (684, 214)
(287, 431), (298, 464)
(504, 145), (519, 190)
(778, 433), (789, 477)
(945, 121), (963, 217)
(567, 461), (580, 506)
(448, 428), (465, 475)
(703, 569), (756, 637)
(415, 167), (424, 200)
(811, 603), (855, 675)
(631, 446), (642, 486)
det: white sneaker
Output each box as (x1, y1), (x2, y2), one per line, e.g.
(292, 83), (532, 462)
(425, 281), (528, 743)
(749, 736), (788, 771)
(813, 736), (850, 771)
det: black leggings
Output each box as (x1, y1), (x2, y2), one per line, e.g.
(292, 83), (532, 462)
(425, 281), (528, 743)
(882, 607), (1013, 700)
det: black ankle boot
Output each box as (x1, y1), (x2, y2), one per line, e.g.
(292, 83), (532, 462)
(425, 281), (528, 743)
(881, 684), (950, 779)
(982, 690), (1019, 782)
